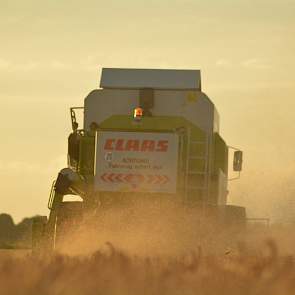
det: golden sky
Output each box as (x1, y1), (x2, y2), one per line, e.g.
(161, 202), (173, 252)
(1, 0), (295, 222)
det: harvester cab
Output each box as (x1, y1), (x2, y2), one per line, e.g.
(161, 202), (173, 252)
(33, 68), (245, 253)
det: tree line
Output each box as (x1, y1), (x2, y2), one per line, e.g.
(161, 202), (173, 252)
(0, 213), (36, 249)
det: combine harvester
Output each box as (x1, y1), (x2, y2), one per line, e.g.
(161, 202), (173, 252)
(33, 68), (245, 252)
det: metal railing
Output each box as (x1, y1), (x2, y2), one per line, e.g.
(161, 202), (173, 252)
(48, 180), (56, 210)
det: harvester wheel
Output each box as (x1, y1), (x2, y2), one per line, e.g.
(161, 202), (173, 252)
(221, 205), (247, 227)
(217, 205), (247, 245)
(54, 201), (83, 250)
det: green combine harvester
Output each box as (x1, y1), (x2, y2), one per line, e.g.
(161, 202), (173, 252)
(33, 68), (245, 252)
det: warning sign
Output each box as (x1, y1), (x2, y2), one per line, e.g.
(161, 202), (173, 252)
(94, 131), (179, 193)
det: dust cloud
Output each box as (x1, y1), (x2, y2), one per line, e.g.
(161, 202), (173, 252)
(56, 200), (241, 257)
(2, 218), (295, 294)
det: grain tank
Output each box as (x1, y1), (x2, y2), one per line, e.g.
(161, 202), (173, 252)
(33, 68), (245, 252)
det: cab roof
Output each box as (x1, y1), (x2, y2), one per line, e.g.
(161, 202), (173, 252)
(100, 68), (201, 90)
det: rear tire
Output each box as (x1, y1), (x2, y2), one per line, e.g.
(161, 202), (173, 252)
(54, 201), (83, 250)
(218, 205), (247, 247)
(220, 205), (247, 227)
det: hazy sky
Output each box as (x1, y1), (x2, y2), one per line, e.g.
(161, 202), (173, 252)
(1, 0), (295, 222)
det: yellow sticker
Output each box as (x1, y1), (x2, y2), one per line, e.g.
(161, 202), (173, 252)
(182, 92), (199, 107)
(186, 92), (199, 103)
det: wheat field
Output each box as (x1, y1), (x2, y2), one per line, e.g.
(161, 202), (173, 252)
(1, 205), (295, 295)
(1, 238), (295, 295)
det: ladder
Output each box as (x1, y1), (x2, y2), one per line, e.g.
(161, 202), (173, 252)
(184, 129), (210, 203)
(48, 180), (56, 210)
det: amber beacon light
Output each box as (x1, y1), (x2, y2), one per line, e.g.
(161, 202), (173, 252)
(133, 107), (143, 120)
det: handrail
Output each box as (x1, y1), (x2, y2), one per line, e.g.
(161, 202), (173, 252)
(48, 180), (56, 210)
(70, 107), (84, 131)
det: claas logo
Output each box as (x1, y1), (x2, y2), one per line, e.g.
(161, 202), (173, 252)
(104, 139), (169, 152)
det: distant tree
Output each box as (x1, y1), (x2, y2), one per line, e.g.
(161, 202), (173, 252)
(0, 213), (16, 246)
(15, 217), (34, 248)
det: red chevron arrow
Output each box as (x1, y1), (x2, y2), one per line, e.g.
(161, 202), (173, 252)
(145, 175), (170, 185)
(124, 174), (133, 184)
(107, 173), (116, 182)
(115, 173), (124, 182)
(101, 173), (109, 182)
(101, 173), (170, 185)
(147, 175), (155, 184)
(161, 175), (170, 184)
(156, 175), (164, 185)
